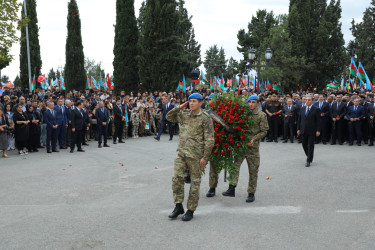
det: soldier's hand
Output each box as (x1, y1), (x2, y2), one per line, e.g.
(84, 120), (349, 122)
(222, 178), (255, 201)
(371, 116), (374, 120)
(332, 118), (336, 122)
(180, 101), (189, 110)
(297, 130), (300, 136)
(316, 131), (320, 137)
(247, 140), (254, 147)
(200, 159), (206, 171)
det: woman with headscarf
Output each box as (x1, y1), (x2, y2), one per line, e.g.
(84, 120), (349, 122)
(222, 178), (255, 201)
(13, 104), (30, 155)
(26, 104), (41, 152)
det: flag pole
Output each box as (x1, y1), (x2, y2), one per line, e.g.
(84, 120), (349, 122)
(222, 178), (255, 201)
(23, 0), (32, 92)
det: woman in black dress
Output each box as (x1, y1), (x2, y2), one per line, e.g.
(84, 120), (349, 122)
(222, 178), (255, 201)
(13, 104), (30, 155)
(26, 104), (41, 152)
(0, 107), (9, 158)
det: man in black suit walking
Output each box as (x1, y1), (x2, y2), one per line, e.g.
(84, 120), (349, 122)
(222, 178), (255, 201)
(70, 101), (86, 153)
(282, 98), (297, 143)
(330, 94), (347, 145)
(297, 95), (321, 167)
(154, 97), (174, 141)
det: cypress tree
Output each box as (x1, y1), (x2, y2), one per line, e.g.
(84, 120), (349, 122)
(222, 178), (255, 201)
(65, 0), (86, 91)
(113, 0), (139, 93)
(19, 0), (42, 90)
(138, 0), (184, 91)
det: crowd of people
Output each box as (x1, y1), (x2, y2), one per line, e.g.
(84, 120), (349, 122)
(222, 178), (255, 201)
(1, 85), (374, 158)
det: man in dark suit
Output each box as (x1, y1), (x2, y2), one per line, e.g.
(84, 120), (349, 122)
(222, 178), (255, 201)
(359, 96), (370, 144)
(96, 101), (110, 148)
(347, 98), (365, 146)
(113, 97), (125, 144)
(297, 95), (321, 167)
(154, 97), (174, 141)
(330, 94), (347, 145)
(81, 100), (90, 146)
(367, 97), (375, 146)
(70, 101), (86, 153)
(53, 98), (67, 149)
(282, 98), (297, 143)
(65, 100), (73, 147)
(44, 101), (59, 153)
(313, 94), (330, 144)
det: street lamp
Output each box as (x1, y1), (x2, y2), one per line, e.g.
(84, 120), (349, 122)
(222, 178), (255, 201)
(248, 47), (273, 94)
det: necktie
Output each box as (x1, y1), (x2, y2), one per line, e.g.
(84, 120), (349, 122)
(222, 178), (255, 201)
(337, 102), (339, 109)
(289, 106), (291, 111)
(102, 108), (104, 113)
(319, 102), (322, 109)
(306, 107), (310, 116)
(355, 106), (357, 112)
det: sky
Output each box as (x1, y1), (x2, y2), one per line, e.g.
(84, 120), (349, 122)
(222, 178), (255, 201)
(2, 0), (371, 81)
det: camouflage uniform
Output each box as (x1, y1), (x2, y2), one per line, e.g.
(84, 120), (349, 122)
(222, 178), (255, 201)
(229, 109), (269, 194)
(208, 161), (219, 188)
(131, 109), (140, 137)
(149, 109), (157, 135)
(138, 107), (146, 136)
(166, 106), (214, 211)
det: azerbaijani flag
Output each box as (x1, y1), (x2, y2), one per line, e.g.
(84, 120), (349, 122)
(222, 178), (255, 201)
(358, 62), (375, 91)
(107, 74), (112, 89)
(60, 76), (66, 90)
(91, 76), (98, 89)
(350, 58), (358, 76)
(326, 81), (340, 88)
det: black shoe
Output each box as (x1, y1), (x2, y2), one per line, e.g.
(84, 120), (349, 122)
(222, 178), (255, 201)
(185, 173), (191, 184)
(261, 138), (265, 142)
(283, 140), (288, 143)
(47, 150), (52, 154)
(357, 143), (361, 146)
(169, 138), (173, 141)
(77, 149), (85, 152)
(206, 188), (216, 197)
(119, 141), (125, 143)
(52, 149), (59, 152)
(266, 139), (273, 142)
(222, 184), (236, 197)
(181, 210), (194, 221)
(104, 144), (110, 147)
(154, 136), (160, 141)
(290, 140), (294, 143)
(70, 149), (74, 153)
(168, 203), (184, 219)
(60, 146), (67, 149)
(113, 141), (117, 144)
(331, 142), (336, 145)
(33, 149), (39, 152)
(37, 146), (44, 149)
(274, 139), (278, 143)
(349, 142), (353, 146)
(364, 141), (368, 144)
(305, 161), (310, 167)
(323, 141), (327, 145)
(82, 143), (89, 146)
(98, 144), (102, 148)
(339, 143), (343, 145)
(369, 143), (374, 146)
(246, 193), (255, 203)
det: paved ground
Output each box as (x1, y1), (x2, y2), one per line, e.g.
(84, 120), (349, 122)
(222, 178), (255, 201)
(1, 136), (374, 250)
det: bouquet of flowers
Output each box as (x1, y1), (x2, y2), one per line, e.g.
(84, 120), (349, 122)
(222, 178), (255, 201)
(207, 93), (254, 180)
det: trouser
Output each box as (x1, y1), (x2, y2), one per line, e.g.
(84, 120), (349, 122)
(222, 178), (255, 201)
(132, 125), (139, 137)
(65, 124), (72, 146)
(46, 127), (57, 151)
(123, 123), (129, 139)
(56, 124), (65, 147)
(28, 133), (39, 151)
(331, 120), (344, 143)
(71, 129), (83, 150)
(302, 134), (315, 163)
(362, 119), (369, 142)
(97, 124), (108, 145)
(268, 116), (279, 139)
(16, 139), (27, 151)
(348, 121), (362, 144)
(172, 153), (202, 211)
(150, 118), (157, 134)
(41, 123), (47, 145)
(209, 161), (219, 188)
(8, 134), (14, 149)
(114, 121), (124, 141)
(229, 146), (260, 194)
(157, 119), (174, 139)
(283, 120), (294, 141)
(369, 120), (375, 143)
(317, 118), (328, 142)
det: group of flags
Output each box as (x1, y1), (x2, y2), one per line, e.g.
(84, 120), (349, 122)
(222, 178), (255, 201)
(349, 58), (375, 91)
(0, 81), (14, 89)
(33, 74), (65, 91)
(86, 74), (114, 90)
(177, 70), (282, 93)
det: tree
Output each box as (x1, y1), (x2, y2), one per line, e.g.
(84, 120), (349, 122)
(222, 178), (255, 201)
(48, 68), (56, 81)
(225, 57), (239, 79)
(0, 0), (23, 62)
(1, 75), (9, 83)
(65, 0), (86, 91)
(349, 0), (375, 81)
(85, 57), (105, 81)
(19, 0), (42, 90)
(14, 75), (21, 87)
(203, 45), (227, 77)
(113, 0), (139, 92)
(137, 1), (146, 33)
(138, 0), (185, 91)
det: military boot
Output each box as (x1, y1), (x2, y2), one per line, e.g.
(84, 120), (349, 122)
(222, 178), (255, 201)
(206, 188), (215, 197)
(181, 210), (194, 221)
(222, 184), (236, 197)
(168, 203), (184, 219)
(246, 193), (255, 203)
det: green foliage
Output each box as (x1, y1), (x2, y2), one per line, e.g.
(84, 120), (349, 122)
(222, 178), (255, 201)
(349, 0), (375, 81)
(19, 0), (42, 90)
(113, 0), (139, 93)
(1, 75), (9, 83)
(225, 57), (239, 79)
(48, 68), (56, 81)
(207, 93), (254, 181)
(85, 57), (105, 81)
(14, 75), (21, 87)
(65, 0), (86, 91)
(0, 0), (24, 62)
(204, 45), (227, 77)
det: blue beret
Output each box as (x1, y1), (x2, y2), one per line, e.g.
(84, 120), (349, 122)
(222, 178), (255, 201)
(188, 93), (203, 101)
(208, 94), (214, 100)
(248, 95), (260, 102)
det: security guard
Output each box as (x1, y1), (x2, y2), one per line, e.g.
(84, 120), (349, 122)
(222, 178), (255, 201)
(265, 93), (282, 142)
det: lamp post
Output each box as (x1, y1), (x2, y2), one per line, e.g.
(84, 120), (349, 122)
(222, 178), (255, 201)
(248, 48), (273, 94)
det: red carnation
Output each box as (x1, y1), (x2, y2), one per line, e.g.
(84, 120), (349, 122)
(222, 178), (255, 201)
(227, 148), (231, 153)
(214, 144), (218, 148)
(216, 108), (220, 112)
(243, 129), (247, 133)
(244, 125), (248, 128)
(235, 117), (239, 121)
(235, 113), (239, 117)
(224, 143), (228, 148)
(220, 150), (225, 155)
(217, 112), (221, 116)
(216, 100), (219, 104)
(233, 106), (238, 110)
(209, 104), (214, 108)
(214, 151), (218, 155)
(216, 124), (220, 127)
(245, 116), (248, 120)
(240, 135), (245, 140)
(220, 131), (225, 135)
(223, 116), (228, 120)
(229, 115), (234, 119)
(215, 134), (220, 138)
(225, 112), (229, 116)
(228, 119), (233, 124)
(223, 99), (227, 102)
(236, 144), (241, 148)
(215, 138), (218, 143)
(230, 139), (235, 144)
(240, 120), (244, 124)
(214, 128), (218, 132)
(219, 103), (223, 107)
(241, 107), (244, 112)
(233, 127), (237, 130)
(337, 115), (340, 118)
(230, 108), (234, 113)
(219, 138), (223, 143)
(228, 135), (232, 139)
(235, 102), (239, 105)
(237, 126), (241, 130)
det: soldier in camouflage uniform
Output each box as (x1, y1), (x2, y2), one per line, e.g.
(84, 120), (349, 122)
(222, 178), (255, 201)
(138, 106), (146, 136)
(149, 106), (157, 135)
(131, 107), (140, 138)
(167, 93), (214, 221)
(222, 95), (269, 203)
